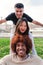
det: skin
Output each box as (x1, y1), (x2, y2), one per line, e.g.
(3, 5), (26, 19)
(18, 21), (27, 33)
(16, 42), (27, 58)
(15, 8), (24, 18)
(0, 7), (43, 26)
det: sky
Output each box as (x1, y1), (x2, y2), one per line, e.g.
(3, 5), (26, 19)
(0, 0), (43, 25)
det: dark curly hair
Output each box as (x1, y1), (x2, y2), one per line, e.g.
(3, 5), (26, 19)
(11, 34), (32, 54)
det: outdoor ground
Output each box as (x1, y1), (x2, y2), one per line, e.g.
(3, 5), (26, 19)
(0, 38), (43, 59)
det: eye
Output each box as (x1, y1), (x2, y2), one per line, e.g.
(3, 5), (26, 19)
(20, 11), (22, 12)
(16, 43), (20, 47)
(20, 25), (22, 26)
(16, 11), (18, 12)
(19, 24), (22, 26)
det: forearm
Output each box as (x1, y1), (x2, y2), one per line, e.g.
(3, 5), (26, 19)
(32, 20), (43, 27)
(0, 19), (6, 24)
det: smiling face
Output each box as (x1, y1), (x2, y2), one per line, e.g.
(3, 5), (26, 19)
(16, 42), (27, 58)
(18, 21), (27, 33)
(15, 8), (24, 19)
(11, 33), (32, 57)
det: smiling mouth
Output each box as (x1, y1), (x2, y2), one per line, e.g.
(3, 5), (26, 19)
(19, 49), (25, 53)
(19, 50), (23, 52)
(21, 29), (25, 31)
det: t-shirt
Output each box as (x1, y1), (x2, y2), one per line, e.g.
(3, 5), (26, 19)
(6, 13), (33, 25)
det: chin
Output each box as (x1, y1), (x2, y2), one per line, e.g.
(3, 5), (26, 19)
(18, 17), (21, 19)
(19, 53), (24, 57)
(17, 16), (22, 19)
(19, 55), (24, 57)
(21, 32), (24, 33)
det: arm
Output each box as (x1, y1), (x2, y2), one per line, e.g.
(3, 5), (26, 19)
(32, 20), (43, 27)
(0, 55), (10, 65)
(25, 13), (43, 26)
(0, 19), (7, 24)
(29, 32), (37, 55)
(0, 56), (6, 65)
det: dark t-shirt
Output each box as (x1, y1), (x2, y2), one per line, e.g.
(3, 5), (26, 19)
(6, 13), (33, 25)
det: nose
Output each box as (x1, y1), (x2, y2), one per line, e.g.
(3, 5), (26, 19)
(19, 46), (23, 49)
(22, 26), (25, 29)
(18, 12), (20, 15)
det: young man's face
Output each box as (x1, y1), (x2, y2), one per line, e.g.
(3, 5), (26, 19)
(16, 42), (27, 58)
(15, 8), (24, 18)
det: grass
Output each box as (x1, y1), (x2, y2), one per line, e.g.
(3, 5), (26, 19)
(34, 38), (43, 58)
(0, 37), (43, 59)
(0, 38), (10, 58)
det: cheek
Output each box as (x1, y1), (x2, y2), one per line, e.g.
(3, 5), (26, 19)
(16, 47), (18, 51)
(24, 26), (27, 30)
(16, 46), (20, 53)
(19, 27), (22, 30)
(20, 13), (23, 15)
(24, 46), (27, 52)
(19, 27), (27, 32)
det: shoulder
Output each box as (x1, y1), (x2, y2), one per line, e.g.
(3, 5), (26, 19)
(23, 13), (33, 22)
(32, 55), (43, 63)
(23, 13), (29, 17)
(0, 54), (11, 63)
(0, 54), (12, 65)
(9, 13), (15, 16)
(5, 12), (15, 19)
(27, 55), (43, 65)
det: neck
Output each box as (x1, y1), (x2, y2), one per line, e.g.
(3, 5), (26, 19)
(17, 55), (28, 61)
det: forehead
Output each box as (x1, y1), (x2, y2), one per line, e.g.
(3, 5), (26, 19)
(16, 41), (25, 46)
(15, 8), (24, 11)
(19, 21), (26, 25)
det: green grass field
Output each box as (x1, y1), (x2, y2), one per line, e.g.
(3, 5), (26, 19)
(0, 38), (43, 59)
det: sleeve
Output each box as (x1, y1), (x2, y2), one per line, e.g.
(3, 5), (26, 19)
(0, 55), (9, 65)
(24, 13), (33, 22)
(35, 55), (43, 65)
(5, 13), (14, 21)
(0, 58), (6, 65)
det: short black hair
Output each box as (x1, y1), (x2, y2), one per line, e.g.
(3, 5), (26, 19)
(15, 3), (24, 8)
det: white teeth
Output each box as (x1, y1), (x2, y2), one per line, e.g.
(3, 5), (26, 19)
(19, 50), (23, 52)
